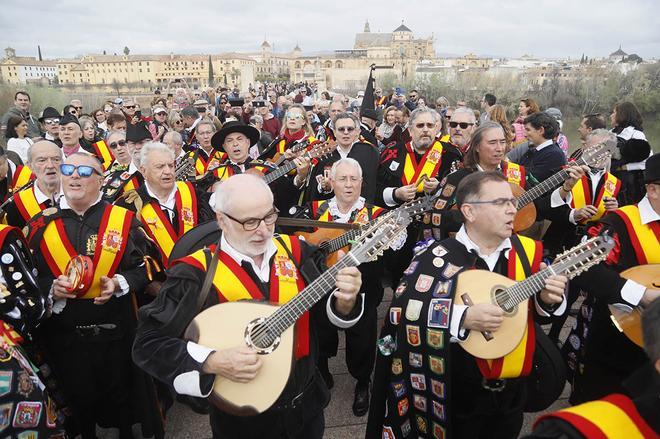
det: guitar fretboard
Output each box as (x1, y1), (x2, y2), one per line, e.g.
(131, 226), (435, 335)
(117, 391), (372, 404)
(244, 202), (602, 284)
(516, 157), (586, 207)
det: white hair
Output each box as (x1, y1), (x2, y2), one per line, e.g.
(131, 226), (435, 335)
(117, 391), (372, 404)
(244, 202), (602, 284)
(139, 141), (175, 167)
(162, 130), (183, 145)
(409, 107), (441, 125)
(211, 173), (273, 213)
(330, 157), (362, 180)
(451, 107), (476, 123)
(27, 140), (63, 165)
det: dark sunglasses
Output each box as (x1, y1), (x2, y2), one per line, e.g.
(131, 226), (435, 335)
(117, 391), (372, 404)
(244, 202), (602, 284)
(336, 126), (356, 133)
(124, 105), (136, 109)
(109, 139), (127, 149)
(60, 164), (102, 177)
(155, 112), (167, 116)
(74, 106), (83, 110)
(449, 121), (474, 129)
(414, 122), (436, 129)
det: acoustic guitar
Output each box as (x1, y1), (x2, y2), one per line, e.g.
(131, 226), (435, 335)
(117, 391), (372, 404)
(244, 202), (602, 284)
(183, 211), (411, 415)
(259, 140), (336, 186)
(296, 191), (443, 265)
(608, 264), (660, 348)
(458, 234), (614, 359)
(512, 141), (617, 232)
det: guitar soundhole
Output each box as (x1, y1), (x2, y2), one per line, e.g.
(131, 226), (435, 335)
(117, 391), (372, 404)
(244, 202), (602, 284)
(492, 287), (516, 315)
(245, 318), (280, 355)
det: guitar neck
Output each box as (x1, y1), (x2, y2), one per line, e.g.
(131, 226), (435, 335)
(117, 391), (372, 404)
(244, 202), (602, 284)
(263, 161), (297, 185)
(265, 253), (359, 333)
(516, 157), (585, 207)
(322, 227), (364, 254)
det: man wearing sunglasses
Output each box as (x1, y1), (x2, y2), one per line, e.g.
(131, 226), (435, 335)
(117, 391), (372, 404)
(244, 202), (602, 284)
(368, 171), (568, 439)
(38, 106), (63, 147)
(134, 173), (363, 439)
(4, 140), (62, 228)
(376, 107), (462, 284)
(25, 152), (162, 439)
(448, 107), (477, 154)
(307, 113), (379, 203)
(100, 126), (148, 202)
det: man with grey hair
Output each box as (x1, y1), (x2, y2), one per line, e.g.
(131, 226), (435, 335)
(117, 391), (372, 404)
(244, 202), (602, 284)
(4, 140), (63, 228)
(307, 112), (379, 203)
(187, 120), (224, 176)
(180, 106), (202, 149)
(249, 114), (273, 157)
(448, 106), (477, 153)
(376, 106), (462, 284)
(133, 173), (364, 438)
(116, 141), (213, 271)
(163, 130), (185, 160)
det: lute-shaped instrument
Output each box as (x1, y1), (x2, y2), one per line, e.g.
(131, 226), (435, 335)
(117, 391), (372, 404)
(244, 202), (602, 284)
(262, 140), (336, 186)
(458, 234), (614, 359)
(184, 210), (411, 415)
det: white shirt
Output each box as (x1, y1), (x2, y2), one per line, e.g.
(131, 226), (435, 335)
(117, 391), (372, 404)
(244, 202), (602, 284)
(144, 182), (178, 223)
(550, 167), (608, 224)
(33, 181), (62, 204)
(616, 126), (650, 171)
(7, 137), (33, 164)
(327, 197), (365, 223)
(449, 226), (566, 340)
(532, 139), (554, 152)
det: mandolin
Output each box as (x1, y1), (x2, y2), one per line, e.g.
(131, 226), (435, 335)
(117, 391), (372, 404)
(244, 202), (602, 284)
(458, 234), (614, 359)
(608, 264), (660, 348)
(183, 210), (411, 415)
(512, 141), (617, 231)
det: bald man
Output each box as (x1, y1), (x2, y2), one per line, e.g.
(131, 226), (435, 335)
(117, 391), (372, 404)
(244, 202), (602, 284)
(134, 174), (364, 439)
(4, 140), (62, 228)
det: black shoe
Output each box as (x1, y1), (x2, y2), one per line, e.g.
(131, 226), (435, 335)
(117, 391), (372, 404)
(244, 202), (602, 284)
(352, 382), (370, 417)
(318, 358), (334, 389)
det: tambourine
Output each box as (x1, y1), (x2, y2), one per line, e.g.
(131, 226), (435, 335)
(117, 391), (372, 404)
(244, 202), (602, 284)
(64, 255), (94, 297)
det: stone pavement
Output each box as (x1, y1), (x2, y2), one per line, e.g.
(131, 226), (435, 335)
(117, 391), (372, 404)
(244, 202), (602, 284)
(99, 285), (574, 438)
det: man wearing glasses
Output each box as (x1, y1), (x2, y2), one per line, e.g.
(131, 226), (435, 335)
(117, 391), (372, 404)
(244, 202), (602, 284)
(447, 107), (477, 154)
(25, 152), (162, 439)
(368, 171), (568, 439)
(307, 113), (379, 203)
(101, 125), (149, 202)
(4, 140), (62, 228)
(376, 107), (462, 284)
(38, 106), (63, 147)
(134, 173), (363, 439)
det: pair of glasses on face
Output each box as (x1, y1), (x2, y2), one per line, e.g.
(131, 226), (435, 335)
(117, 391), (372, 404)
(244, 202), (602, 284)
(414, 122), (436, 130)
(336, 126), (356, 133)
(44, 118), (60, 125)
(109, 139), (127, 149)
(286, 113), (305, 120)
(222, 207), (279, 231)
(155, 112), (167, 117)
(465, 198), (518, 208)
(450, 121), (474, 129)
(74, 106), (83, 110)
(60, 164), (102, 178)
(124, 105), (136, 110)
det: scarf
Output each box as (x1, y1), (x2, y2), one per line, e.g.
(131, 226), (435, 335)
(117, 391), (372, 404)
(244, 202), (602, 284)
(283, 128), (306, 144)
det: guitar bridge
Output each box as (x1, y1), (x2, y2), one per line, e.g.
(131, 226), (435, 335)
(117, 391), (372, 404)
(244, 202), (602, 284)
(245, 318), (280, 355)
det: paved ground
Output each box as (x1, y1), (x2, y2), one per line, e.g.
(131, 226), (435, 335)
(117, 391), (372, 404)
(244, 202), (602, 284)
(98, 285), (574, 438)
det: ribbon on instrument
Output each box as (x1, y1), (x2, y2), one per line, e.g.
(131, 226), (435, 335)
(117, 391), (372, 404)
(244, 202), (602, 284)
(501, 161), (526, 189)
(475, 235), (541, 379)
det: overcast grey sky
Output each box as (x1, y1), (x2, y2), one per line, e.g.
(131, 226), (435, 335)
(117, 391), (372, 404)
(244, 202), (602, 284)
(1, 0), (658, 60)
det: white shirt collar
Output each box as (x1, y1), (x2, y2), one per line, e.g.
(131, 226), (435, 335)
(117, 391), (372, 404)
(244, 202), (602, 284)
(33, 182), (62, 204)
(455, 225), (512, 270)
(187, 116), (202, 132)
(533, 139), (553, 151)
(128, 161), (139, 174)
(58, 193), (103, 213)
(638, 195), (659, 225)
(220, 234), (278, 283)
(144, 182), (178, 210)
(328, 196), (365, 223)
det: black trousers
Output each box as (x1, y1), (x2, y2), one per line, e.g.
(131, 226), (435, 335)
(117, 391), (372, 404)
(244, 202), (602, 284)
(210, 406), (324, 439)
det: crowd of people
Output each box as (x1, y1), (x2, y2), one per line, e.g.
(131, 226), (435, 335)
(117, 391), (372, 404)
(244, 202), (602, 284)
(0, 81), (657, 439)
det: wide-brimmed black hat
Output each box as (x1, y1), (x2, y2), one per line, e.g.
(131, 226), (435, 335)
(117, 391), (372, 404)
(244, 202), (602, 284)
(59, 113), (80, 127)
(211, 121), (260, 149)
(643, 152), (660, 183)
(126, 122), (152, 143)
(39, 106), (62, 122)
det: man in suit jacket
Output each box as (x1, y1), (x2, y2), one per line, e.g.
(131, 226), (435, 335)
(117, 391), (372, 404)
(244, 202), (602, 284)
(518, 112), (567, 182)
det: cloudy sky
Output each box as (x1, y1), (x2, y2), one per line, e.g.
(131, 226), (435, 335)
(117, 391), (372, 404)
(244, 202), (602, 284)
(1, 0), (658, 60)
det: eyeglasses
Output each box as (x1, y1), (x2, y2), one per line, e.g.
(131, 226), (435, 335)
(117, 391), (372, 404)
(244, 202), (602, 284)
(74, 106), (83, 110)
(124, 105), (136, 109)
(464, 198), (518, 208)
(44, 118), (60, 125)
(109, 139), (127, 149)
(60, 164), (102, 178)
(286, 113), (305, 120)
(414, 122), (436, 129)
(155, 112), (167, 116)
(449, 121), (474, 129)
(222, 207), (279, 231)
(336, 126), (356, 133)
(174, 120), (182, 124)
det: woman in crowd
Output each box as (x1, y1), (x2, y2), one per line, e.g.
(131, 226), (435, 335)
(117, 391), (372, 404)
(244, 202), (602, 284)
(62, 104), (79, 118)
(488, 104), (515, 152)
(78, 116), (99, 152)
(512, 98), (540, 144)
(167, 110), (184, 134)
(4, 116), (33, 164)
(610, 101), (652, 204)
(93, 108), (108, 137)
(376, 106), (399, 147)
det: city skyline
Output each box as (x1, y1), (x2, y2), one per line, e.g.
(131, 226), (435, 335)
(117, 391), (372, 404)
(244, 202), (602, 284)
(1, 0), (658, 60)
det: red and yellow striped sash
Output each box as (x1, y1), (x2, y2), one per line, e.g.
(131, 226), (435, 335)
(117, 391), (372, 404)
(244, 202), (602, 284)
(92, 140), (115, 171)
(10, 165), (34, 193)
(611, 205), (660, 264)
(40, 205), (133, 299)
(476, 235), (541, 379)
(402, 141), (444, 192)
(13, 186), (46, 223)
(571, 173), (621, 223)
(502, 162), (526, 189)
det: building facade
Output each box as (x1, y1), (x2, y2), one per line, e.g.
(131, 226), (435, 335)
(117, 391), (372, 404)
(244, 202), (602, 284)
(0, 47), (57, 85)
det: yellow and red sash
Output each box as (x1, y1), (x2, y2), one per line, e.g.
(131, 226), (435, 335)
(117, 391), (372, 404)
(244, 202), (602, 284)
(122, 175), (141, 193)
(39, 205), (133, 299)
(9, 165), (34, 193)
(312, 200), (384, 225)
(193, 149), (227, 175)
(140, 181), (198, 267)
(611, 205), (660, 264)
(402, 141), (444, 192)
(534, 393), (657, 439)
(276, 135), (317, 154)
(376, 96), (388, 107)
(212, 163), (270, 182)
(571, 173), (621, 223)
(501, 162), (527, 189)
(476, 235), (541, 379)
(177, 235), (310, 358)
(13, 186), (46, 223)
(91, 140), (115, 171)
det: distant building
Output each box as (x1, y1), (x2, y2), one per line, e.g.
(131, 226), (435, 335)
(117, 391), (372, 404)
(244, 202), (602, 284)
(0, 47), (57, 85)
(609, 46), (628, 63)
